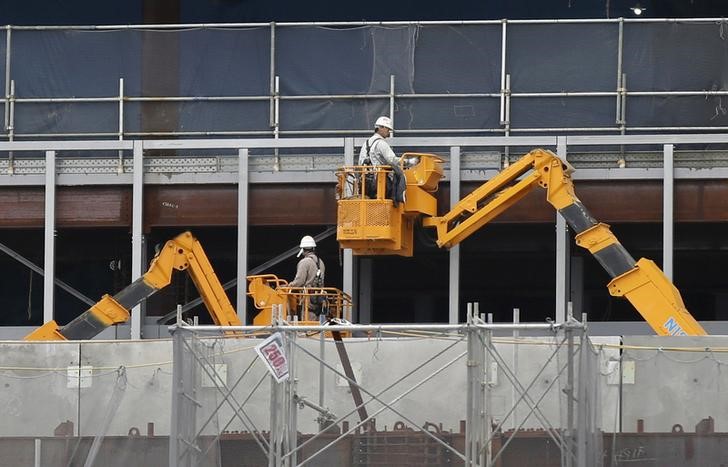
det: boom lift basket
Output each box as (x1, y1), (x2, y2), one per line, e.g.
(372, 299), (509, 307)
(335, 153), (443, 257)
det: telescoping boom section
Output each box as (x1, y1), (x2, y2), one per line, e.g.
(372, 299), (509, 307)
(335, 148), (706, 337)
(25, 231), (241, 341)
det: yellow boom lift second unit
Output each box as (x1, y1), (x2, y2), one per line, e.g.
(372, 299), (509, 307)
(25, 231), (352, 341)
(336, 148), (706, 337)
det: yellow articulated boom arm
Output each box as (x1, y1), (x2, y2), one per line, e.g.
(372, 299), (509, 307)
(25, 231), (241, 341)
(421, 148), (706, 336)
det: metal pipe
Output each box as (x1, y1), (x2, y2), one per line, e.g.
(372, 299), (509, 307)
(34, 439), (41, 467)
(397, 92), (500, 98)
(175, 322), (579, 333)
(464, 303), (474, 465)
(512, 308), (520, 429)
(274, 76), (280, 136)
(7, 131), (728, 150)
(8, 80), (14, 139)
(118, 78), (124, 141)
(0, 240), (96, 306)
(3, 26), (10, 132)
(499, 20), (507, 125)
(269, 22), (276, 129)
(485, 313), (493, 465)
(286, 328), (297, 466)
(504, 73), (512, 132)
(504, 73), (511, 163)
(10, 89), (728, 104)
(389, 74), (395, 126)
(317, 315), (325, 429)
(565, 326), (575, 467)
(7, 79), (14, 173)
(117, 78), (124, 174)
(615, 18), (624, 126)
(621, 73), (627, 133)
(8, 17), (726, 31)
(273, 76), (280, 171)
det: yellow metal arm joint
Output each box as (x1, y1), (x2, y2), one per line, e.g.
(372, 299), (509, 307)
(90, 294), (131, 326)
(574, 223), (620, 254)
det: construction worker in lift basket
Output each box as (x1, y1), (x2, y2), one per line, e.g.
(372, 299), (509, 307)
(358, 116), (406, 206)
(289, 235), (326, 320)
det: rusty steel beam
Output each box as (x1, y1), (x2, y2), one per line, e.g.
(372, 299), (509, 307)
(0, 186), (132, 228)
(1, 181), (728, 229)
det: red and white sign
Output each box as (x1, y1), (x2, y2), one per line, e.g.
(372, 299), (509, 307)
(255, 333), (289, 383)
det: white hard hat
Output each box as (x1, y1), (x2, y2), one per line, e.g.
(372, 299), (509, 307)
(374, 116), (393, 130)
(297, 235), (316, 257)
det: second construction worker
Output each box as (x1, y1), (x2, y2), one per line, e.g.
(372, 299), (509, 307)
(289, 235), (326, 320)
(289, 235), (325, 287)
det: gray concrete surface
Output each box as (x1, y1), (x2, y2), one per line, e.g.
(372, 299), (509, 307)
(0, 333), (624, 439)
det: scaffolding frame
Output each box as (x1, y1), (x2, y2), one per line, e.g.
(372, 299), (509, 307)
(169, 314), (599, 467)
(4, 19), (728, 141)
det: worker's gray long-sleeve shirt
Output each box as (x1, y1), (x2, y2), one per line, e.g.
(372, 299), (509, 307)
(289, 252), (325, 287)
(358, 133), (398, 166)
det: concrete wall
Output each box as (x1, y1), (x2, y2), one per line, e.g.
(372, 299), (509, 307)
(0, 333), (625, 439)
(621, 335), (728, 433)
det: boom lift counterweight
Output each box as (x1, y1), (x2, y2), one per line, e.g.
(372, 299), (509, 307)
(336, 148), (706, 336)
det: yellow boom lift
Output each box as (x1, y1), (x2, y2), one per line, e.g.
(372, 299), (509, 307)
(336, 148), (706, 337)
(25, 231), (351, 340)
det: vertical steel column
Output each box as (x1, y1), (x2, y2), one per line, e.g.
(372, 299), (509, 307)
(43, 150), (56, 324)
(358, 259), (373, 324)
(449, 146), (461, 324)
(343, 137), (355, 311)
(555, 137), (569, 323)
(131, 141), (144, 339)
(238, 148), (249, 323)
(569, 257), (584, 315)
(663, 144), (674, 280)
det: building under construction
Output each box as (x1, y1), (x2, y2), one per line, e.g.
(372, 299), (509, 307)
(2, 18), (728, 466)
